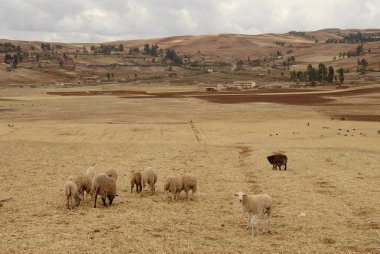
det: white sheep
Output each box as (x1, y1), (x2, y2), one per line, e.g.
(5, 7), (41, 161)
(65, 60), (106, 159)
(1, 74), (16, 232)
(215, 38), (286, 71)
(234, 192), (272, 234)
(164, 176), (182, 201)
(182, 173), (197, 200)
(68, 174), (92, 201)
(65, 181), (81, 209)
(105, 168), (118, 181)
(250, 215), (258, 236)
(85, 166), (96, 181)
(142, 167), (157, 195)
(91, 173), (116, 208)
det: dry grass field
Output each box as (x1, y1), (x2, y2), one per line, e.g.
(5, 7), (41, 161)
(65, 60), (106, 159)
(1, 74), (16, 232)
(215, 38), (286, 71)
(0, 85), (379, 253)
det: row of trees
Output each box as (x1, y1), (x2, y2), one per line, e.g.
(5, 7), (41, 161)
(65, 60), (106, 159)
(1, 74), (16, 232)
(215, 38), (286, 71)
(143, 44), (160, 56)
(4, 53), (21, 68)
(326, 32), (380, 44)
(290, 63), (344, 84)
(90, 44), (124, 55)
(0, 42), (21, 53)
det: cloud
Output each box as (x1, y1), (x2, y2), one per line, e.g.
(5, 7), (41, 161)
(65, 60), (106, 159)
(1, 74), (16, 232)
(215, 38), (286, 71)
(0, 0), (380, 42)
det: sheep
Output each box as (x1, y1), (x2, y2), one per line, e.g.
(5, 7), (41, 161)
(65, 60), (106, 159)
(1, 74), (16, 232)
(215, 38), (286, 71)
(65, 181), (81, 209)
(182, 173), (197, 200)
(250, 215), (258, 236)
(141, 167), (157, 195)
(68, 174), (92, 201)
(91, 173), (116, 208)
(234, 192), (272, 234)
(130, 170), (142, 193)
(105, 168), (118, 181)
(267, 153), (288, 170)
(85, 166), (96, 181)
(164, 176), (183, 201)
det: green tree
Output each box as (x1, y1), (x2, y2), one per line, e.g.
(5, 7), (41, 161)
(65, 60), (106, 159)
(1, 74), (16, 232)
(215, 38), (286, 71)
(327, 66), (334, 83)
(337, 68), (344, 84)
(144, 44), (150, 55)
(318, 63), (327, 82)
(12, 54), (19, 68)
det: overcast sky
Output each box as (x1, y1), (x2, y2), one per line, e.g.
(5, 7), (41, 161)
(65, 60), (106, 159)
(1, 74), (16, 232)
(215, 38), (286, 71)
(1, 0), (380, 43)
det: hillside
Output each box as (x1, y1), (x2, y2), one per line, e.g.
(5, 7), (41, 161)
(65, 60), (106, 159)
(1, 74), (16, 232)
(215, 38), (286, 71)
(1, 29), (380, 86)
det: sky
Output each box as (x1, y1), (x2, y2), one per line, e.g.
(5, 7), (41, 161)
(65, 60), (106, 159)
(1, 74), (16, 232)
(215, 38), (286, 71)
(1, 0), (380, 43)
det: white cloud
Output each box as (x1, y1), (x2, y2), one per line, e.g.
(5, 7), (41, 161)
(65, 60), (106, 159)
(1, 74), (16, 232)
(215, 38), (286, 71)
(0, 0), (380, 42)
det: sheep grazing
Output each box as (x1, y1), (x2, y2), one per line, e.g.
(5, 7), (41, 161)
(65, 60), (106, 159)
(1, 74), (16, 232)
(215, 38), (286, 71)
(68, 174), (92, 201)
(234, 192), (272, 234)
(267, 153), (288, 170)
(65, 181), (81, 209)
(85, 166), (96, 181)
(105, 168), (118, 181)
(164, 176), (183, 201)
(130, 170), (142, 193)
(92, 173), (116, 208)
(182, 173), (197, 200)
(142, 167), (158, 195)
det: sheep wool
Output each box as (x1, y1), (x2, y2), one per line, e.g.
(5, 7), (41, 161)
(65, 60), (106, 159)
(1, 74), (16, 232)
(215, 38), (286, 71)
(68, 174), (92, 200)
(105, 168), (118, 181)
(65, 181), (81, 209)
(142, 167), (158, 195)
(182, 173), (197, 200)
(85, 166), (96, 181)
(130, 170), (143, 193)
(235, 192), (272, 234)
(92, 173), (117, 208)
(164, 176), (182, 201)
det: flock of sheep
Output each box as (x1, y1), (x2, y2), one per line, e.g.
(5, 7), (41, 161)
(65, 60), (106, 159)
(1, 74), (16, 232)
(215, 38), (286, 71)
(64, 153), (287, 236)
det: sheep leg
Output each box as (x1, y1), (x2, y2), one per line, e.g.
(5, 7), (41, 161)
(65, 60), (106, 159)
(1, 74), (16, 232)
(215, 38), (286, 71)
(246, 213), (251, 230)
(284, 163), (287, 171)
(108, 195), (113, 207)
(131, 184), (134, 193)
(101, 196), (107, 207)
(94, 192), (98, 208)
(66, 196), (70, 209)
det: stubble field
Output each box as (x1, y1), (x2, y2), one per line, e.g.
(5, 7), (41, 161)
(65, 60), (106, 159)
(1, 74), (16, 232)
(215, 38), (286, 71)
(0, 85), (379, 253)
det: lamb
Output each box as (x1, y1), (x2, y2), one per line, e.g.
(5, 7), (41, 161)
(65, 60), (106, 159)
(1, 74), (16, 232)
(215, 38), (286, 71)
(141, 167), (157, 195)
(267, 153), (288, 170)
(234, 192), (272, 234)
(182, 173), (197, 200)
(163, 176), (183, 201)
(68, 174), (92, 200)
(250, 215), (258, 236)
(130, 170), (142, 193)
(85, 166), (96, 181)
(105, 168), (118, 181)
(65, 181), (81, 209)
(91, 173), (116, 208)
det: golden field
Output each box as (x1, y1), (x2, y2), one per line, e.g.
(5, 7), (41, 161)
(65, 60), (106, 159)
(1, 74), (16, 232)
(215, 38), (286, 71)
(0, 84), (379, 253)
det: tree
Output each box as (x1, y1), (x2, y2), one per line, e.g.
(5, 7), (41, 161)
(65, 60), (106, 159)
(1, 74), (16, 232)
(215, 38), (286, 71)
(307, 64), (316, 83)
(337, 68), (344, 84)
(12, 54), (19, 68)
(318, 63), (327, 82)
(357, 58), (368, 74)
(144, 44), (150, 55)
(4, 53), (12, 64)
(356, 44), (364, 56)
(327, 66), (334, 83)
(118, 44), (124, 52)
(107, 73), (111, 80)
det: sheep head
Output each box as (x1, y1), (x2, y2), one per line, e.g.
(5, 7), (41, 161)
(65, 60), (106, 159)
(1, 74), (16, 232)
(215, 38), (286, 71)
(234, 192), (247, 202)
